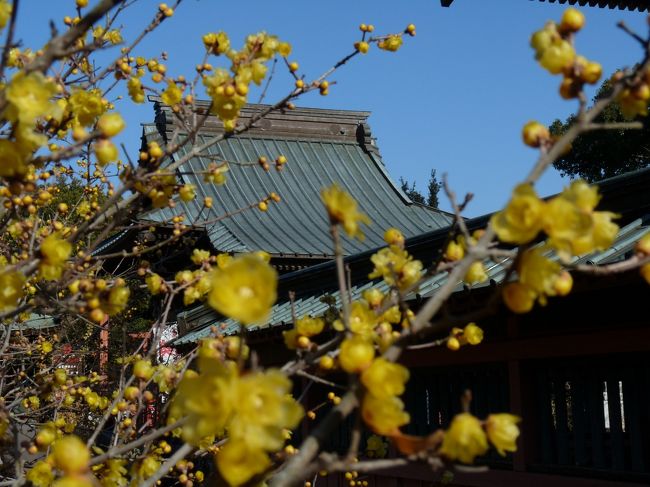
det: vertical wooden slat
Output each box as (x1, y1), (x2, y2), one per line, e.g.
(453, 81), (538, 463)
(606, 376), (625, 471)
(552, 368), (570, 465)
(571, 365), (588, 467)
(586, 373), (606, 469)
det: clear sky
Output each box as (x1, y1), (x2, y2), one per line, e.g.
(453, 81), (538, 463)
(16, 0), (649, 216)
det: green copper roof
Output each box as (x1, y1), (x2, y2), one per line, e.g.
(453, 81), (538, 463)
(174, 215), (649, 345)
(141, 102), (452, 258)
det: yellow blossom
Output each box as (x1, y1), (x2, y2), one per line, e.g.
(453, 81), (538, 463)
(491, 183), (545, 245)
(485, 414), (521, 456)
(368, 246), (422, 290)
(440, 413), (488, 464)
(26, 461), (54, 487)
(69, 89), (106, 126)
(52, 435), (90, 474)
(361, 358), (409, 398)
(95, 139), (119, 166)
(378, 35), (403, 52)
(161, 80), (183, 106)
(321, 184), (370, 239)
(463, 323), (484, 345)
(229, 369), (304, 451)
(518, 248), (561, 303)
(216, 439), (271, 487)
(207, 253), (277, 325)
(127, 77), (145, 103)
(96, 112), (125, 137)
(0, 139), (28, 178)
(0, 269), (25, 311)
(502, 282), (535, 314)
(191, 249), (211, 265)
(345, 300), (377, 336)
(339, 336), (375, 373)
(465, 261), (488, 285)
(146, 273), (164, 294)
(361, 393), (409, 435)
(39, 233), (72, 280)
(169, 360), (236, 445)
(0, 1), (11, 29)
(5, 71), (57, 126)
(103, 285), (130, 316)
(359, 290), (382, 311)
(295, 315), (325, 337)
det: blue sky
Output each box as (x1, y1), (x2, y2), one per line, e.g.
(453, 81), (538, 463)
(17, 0), (649, 216)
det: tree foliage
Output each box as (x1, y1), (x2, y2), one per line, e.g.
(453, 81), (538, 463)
(399, 169), (440, 207)
(550, 80), (650, 182)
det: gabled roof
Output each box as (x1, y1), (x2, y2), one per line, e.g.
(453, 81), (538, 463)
(142, 101), (452, 258)
(174, 166), (650, 345)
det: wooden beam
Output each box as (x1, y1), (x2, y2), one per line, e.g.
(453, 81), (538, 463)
(402, 326), (650, 367)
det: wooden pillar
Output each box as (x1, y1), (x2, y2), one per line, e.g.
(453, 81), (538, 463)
(99, 316), (109, 377)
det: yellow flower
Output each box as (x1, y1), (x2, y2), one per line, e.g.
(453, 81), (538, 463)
(191, 249), (211, 265)
(465, 261), (488, 285)
(383, 227), (405, 247)
(378, 35), (403, 52)
(216, 439), (271, 487)
(0, 139), (28, 178)
(444, 240), (465, 261)
(161, 80), (183, 106)
(361, 393), (409, 435)
(26, 461), (54, 487)
(295, 315), (325, 337)
(440, 413), (488, 464)
(491, 184), (545, 245)
(146, 273), (164, 294)
(169, 360), (236, 445)
(368, 246), (422, 290)
(321, 184), (370, 240)
(207, 253), (277, 325)
(346, 300), (377, 336)
(229, 369), (304, 451)
(363, 288), (384, 307)
(485, 414), (521, 456)
(502, 282), (535, 314)
(39, 233), (72, 280)
(361, 358), (409, 398)
(339, 336), (375, 373)
(127, 77), (145, 103)
(518, 248), (561, 301)
(95, 139), (119, 166)
(96, 112), (125, 137)
(103, 285), (130, 316)
(0, 1), (12, 29)
(4, 71), (57, 125)
(0, 269), (25, 311)
(463, 323), (483, 345)
(544, 181), (619, 259)
(69, 89), (106, 126)
(282, 328), (298, 350)
(179, 184), (196, 202)
(52, 435), (90, 474)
